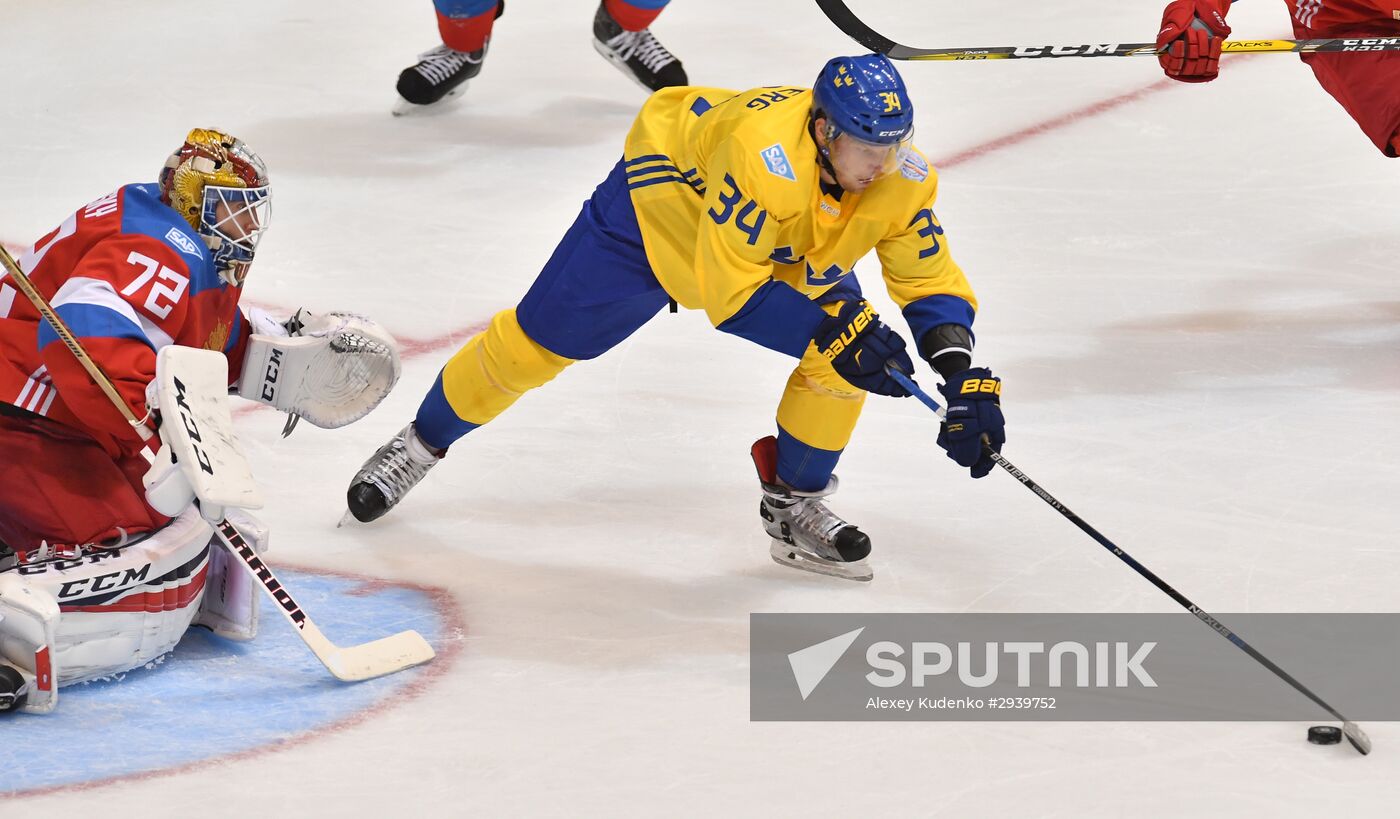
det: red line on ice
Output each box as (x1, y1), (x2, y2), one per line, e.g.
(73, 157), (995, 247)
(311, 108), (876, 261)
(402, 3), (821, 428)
(933, 77), (1181, 169)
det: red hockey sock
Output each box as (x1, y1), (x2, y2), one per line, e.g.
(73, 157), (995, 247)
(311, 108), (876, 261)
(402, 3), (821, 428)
(436, 3), (499, 52)
(604, 0), (665, 31)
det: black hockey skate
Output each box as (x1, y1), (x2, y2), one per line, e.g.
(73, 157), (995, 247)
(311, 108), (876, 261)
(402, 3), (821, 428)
(394, 43), (489, 115)
(751, 436), (873, 582)
(0, 665), (29, 714)
(591, 2), (687, 92)
(346, 423), (442, 523)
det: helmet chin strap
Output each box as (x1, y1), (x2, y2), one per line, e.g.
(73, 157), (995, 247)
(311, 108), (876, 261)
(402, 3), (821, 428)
(808, 113), (840, 182)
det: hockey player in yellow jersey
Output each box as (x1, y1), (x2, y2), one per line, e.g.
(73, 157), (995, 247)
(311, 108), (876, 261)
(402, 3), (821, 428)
(347, 54), (1006, 581)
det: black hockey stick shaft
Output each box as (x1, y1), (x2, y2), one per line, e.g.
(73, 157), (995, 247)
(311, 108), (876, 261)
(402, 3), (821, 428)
(814, 0), (1400, 61)
(887, 369), (1372, 754)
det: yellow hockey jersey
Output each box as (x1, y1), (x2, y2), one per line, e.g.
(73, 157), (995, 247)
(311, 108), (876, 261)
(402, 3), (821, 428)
(622, 84), (977, 358)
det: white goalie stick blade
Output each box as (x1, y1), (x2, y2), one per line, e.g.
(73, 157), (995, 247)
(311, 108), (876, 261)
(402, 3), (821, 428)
(1343, 721), (1373, 756)
(302, 622), (437, 682)
(214, 520), (436, 681)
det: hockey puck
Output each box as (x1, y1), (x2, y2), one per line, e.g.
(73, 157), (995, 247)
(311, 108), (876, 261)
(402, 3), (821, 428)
(1307, 725), (1342, 745)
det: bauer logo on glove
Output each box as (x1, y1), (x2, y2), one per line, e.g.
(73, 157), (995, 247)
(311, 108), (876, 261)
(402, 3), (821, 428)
(817, 301), (877, 360)
(936, 367), (1006, 479)
(812, 300), (914, 397)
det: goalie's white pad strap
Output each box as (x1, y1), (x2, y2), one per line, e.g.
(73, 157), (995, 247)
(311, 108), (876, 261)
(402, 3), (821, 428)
(149, 346), (263, 516)
(237, 312), (401, 429)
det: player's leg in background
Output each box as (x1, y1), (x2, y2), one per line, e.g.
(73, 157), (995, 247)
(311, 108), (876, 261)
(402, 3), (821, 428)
(395, 0), (503, 112)
(752, 300), (875, 581)
(347, 158), (672, 522)
(592, 0), (687, 92)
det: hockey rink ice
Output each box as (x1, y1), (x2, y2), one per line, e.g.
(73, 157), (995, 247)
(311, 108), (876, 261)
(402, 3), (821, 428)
(4, 0), (1398, 815)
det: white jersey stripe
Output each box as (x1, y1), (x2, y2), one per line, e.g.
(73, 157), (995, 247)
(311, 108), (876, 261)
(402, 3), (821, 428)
(49, 276), (172, 350)
(22, 382), (46, 413)
(36, 386), (57, 416)
(15, 377), (35, 407)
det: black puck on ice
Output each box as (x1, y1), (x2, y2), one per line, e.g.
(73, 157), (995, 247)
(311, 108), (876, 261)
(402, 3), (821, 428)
(1307, 725), (1343, 745)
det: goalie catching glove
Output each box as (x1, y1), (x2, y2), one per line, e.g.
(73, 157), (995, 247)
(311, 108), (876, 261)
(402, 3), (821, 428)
(239, 308), (401, 435)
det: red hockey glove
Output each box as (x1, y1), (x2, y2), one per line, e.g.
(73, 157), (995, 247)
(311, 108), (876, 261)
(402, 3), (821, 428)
(1157, 0), (1233, 83)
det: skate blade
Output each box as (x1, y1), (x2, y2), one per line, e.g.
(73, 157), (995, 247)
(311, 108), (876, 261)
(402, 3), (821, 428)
(769, 540), (872, 582)
(391, 83), (469, 117)
(591, 39), (657, 94)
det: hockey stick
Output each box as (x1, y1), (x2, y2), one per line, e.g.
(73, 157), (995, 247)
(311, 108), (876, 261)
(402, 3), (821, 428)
(0, 245), (434, 682)
(815, 0), (1400, 61)
(886, 367), (1373, 755)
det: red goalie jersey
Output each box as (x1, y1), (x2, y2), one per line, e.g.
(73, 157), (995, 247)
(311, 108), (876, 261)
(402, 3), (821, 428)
(0, 183), (254, 549)
(0, 183), (252, 457)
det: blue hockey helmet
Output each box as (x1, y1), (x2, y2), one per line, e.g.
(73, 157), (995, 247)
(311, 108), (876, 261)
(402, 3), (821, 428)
(812, 54), (914, 146)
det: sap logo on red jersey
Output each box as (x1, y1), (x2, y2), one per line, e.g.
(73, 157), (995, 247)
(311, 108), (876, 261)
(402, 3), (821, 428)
(56, 564), (152, 600)
(164, 227), (202, 259)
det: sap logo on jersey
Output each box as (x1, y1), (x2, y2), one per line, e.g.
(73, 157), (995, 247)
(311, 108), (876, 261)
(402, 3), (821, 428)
(761, 143), (796, 181)
(165, 227), (203, 259)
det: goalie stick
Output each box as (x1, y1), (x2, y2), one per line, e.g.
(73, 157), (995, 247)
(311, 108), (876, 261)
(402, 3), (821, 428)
(0, 244), (434, 682)
(886, 366), (1373, 756)
(814, 0), (1400, 61)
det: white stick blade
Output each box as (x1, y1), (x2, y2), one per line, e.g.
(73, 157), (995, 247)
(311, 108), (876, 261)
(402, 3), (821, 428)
(323, 630), (437, 682)
(1343, 721), (1373, 756)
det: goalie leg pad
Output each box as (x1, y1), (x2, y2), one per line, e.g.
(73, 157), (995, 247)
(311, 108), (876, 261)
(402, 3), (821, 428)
(2, 509), (216, 699)
(0, 574), (60, 713)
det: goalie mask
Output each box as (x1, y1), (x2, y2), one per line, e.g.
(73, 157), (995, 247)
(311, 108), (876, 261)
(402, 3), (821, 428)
(158, 128), (271, 287)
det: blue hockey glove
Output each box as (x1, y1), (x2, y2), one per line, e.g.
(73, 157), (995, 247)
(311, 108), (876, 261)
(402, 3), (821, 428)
(936, 368), (1005, 478)
(814, 301), (914, 397)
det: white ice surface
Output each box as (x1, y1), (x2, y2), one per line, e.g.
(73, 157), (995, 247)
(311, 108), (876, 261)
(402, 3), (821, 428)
(4, 0), (1399, 815)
